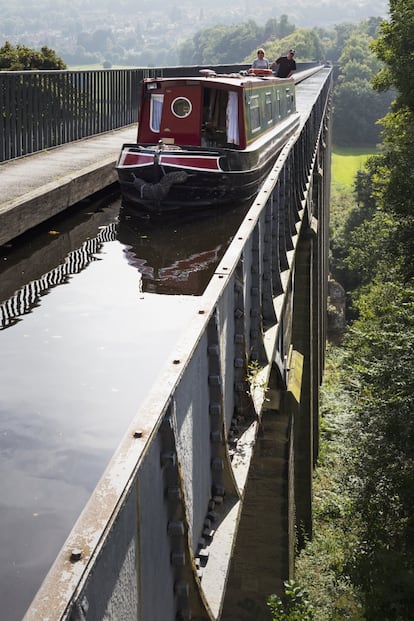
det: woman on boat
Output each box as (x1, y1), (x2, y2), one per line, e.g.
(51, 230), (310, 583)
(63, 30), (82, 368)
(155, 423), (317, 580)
(251, 48), (270, 69)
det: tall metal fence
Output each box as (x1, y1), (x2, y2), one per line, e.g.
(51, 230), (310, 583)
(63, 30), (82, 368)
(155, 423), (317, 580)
(0, 63), (319, 163)
(0, 69), (141, 162)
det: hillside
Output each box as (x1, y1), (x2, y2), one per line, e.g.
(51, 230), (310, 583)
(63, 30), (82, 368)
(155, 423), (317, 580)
(0, 0), (388, 68)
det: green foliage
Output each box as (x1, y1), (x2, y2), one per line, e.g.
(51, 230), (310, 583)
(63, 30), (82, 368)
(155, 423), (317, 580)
(368, 2), (414, 280)
(268, 581), (314, 621)
(249, 27), (328, 65)
(367, 108), (414, 279)
(333, 32), (394, 146)
(329, 150), (377, 302)
(337, 208), (393, 292)
(246, 359), (266, 392)
(300, 6), (414, 620)
(371, 0), (414, 112)
(292, 347), (365, 621)
(0, 40), (66, 70)
(177, 18), (339, 67)
(330, 17), (414, 612)
(263, 15), (295, 41)
(344, 280), (414, 620)
(329, 162), (393, 304)
(178, 19), (264, 65)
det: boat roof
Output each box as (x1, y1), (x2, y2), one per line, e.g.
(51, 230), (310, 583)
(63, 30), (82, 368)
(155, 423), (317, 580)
(143, 70), (294, 90)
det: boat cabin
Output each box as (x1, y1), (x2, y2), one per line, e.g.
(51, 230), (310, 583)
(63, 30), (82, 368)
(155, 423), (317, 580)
(137, 73), (296, 150)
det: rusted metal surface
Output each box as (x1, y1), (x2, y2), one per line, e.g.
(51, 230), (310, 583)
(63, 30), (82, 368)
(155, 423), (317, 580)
(23, 67), (333, 621)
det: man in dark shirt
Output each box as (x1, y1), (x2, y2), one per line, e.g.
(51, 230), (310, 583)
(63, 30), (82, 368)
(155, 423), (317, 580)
(271, 49), (296, 78)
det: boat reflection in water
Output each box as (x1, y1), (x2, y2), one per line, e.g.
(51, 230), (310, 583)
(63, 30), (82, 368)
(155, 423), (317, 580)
(0, 195), (251, 331)
(117, 201), (251, 296)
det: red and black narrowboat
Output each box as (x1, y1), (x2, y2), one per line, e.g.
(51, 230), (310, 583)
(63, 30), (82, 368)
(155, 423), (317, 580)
(116, 68), (300, 211)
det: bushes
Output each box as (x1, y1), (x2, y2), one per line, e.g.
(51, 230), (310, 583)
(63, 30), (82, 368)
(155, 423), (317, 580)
(268, 581), (314, 621)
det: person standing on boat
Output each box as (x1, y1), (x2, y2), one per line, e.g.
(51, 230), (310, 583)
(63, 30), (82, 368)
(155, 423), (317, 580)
(271, 49), (296, 78)
(251, 48), (270, 69)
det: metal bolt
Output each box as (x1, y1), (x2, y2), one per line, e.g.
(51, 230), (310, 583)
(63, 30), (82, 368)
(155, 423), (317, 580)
(167, 486), (181, 501)
(161, 452), (177, 468)
(211, 457), (224, 472)
(70, 549), (82, 562)
(208, 375), (221, 386)
(208, 345), (219, 356)
(209, 404), (221, 416)
(210, 431), (222, 443)
(171, 551), (186, 567)
(174, 580), (190, 597)
(213, 484), (225, 497)
(168, 521), (185, 536)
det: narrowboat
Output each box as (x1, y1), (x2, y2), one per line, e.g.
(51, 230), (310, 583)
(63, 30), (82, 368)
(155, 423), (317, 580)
(116, 68), (300, 212)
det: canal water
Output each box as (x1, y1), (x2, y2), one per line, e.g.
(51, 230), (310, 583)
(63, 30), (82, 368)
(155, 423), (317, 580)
(0, 193), (250, 621)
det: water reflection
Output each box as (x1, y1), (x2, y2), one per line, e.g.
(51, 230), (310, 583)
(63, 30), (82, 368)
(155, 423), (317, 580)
(0, 223), (118, 330)
(0, 192), (121, 329)
(116, 202), (250, 295)
(0, 193), (251, 621)
(0, 199), (251, 331)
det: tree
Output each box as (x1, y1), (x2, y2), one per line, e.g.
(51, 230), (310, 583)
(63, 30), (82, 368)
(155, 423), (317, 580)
(333, 32), (394, 146)
(346, 281), (414, 620)
(179, 20), (263, 65)
(0, 41), (66, 70)
(335, 3), (414, 618)
(263, 15), (295, 41)
(371, 0), (414, 112)
(369, 0), (414, 278)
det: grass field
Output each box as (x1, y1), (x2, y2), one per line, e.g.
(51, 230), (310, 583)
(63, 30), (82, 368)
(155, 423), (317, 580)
(331, 147), (376, 187)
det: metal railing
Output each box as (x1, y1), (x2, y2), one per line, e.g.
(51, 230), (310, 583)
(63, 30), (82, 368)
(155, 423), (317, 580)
(0, 63), (320, 163)
(0, 69), (142, 161)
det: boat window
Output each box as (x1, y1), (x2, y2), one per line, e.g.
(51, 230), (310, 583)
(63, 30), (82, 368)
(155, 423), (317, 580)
(285, 88), (292, 113)
(201, 88), (228, 146)
(226, 91), (239, 145)
(277, 89), (281, 119)
(171, 97), (192, 118)
(150, 94), (164, 132)
(265, 91), (273, 124)
(249, 95), (261, 133)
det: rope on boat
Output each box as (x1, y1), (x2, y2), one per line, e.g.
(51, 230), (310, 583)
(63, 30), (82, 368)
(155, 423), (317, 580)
(129, 170), (189, 202)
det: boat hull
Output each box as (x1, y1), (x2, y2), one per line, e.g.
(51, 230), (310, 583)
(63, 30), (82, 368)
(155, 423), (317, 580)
(116, 114), (300, 212)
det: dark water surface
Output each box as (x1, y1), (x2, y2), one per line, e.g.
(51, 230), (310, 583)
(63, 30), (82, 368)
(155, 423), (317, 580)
(0, 194), (250, 621)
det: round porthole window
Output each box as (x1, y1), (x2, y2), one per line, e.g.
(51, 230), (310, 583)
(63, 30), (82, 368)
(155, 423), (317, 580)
(171, 97), (192, 118)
